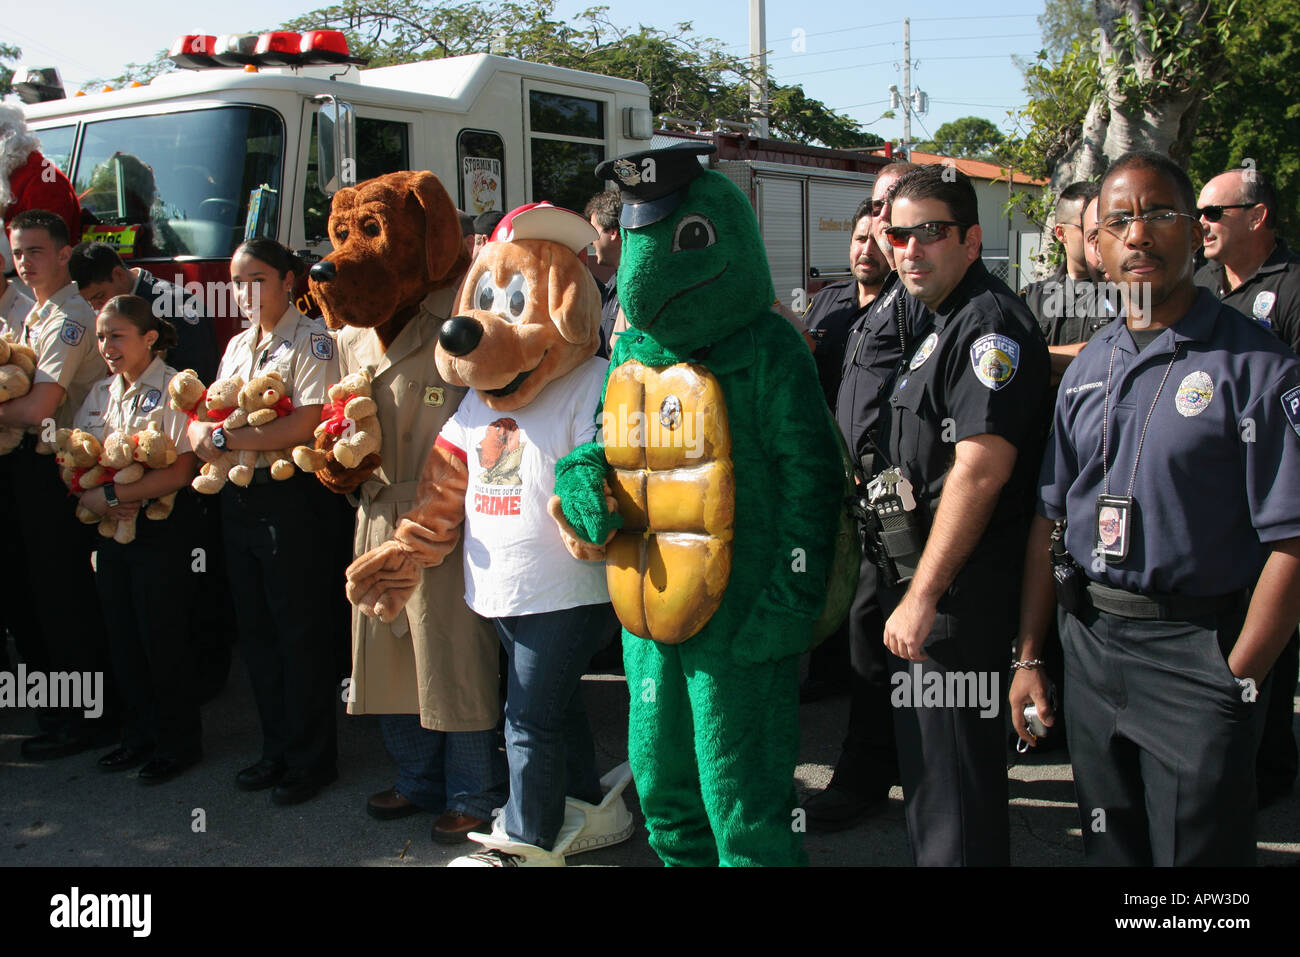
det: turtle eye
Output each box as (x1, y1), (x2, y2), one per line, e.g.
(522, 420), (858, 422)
(672, 214), (716, 252)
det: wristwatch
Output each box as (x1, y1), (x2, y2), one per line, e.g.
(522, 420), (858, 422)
(103, 482), (119, 508)
(211, 425), (227, 450)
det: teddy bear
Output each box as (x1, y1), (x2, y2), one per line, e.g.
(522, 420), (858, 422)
(131, 426), (180, 521)
(228, 371), (296, 485)
(0, 333), (37, 454)
(92, 430), (148, 543)
(168, 370), (248, 494)
(292, 368), (382, 473)
(54, 427), (109, 523)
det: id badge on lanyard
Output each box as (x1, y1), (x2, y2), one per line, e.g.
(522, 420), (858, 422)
(1095, 493), (1133, 563)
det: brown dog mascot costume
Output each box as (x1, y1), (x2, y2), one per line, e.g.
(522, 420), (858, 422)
(346, 202), (634, 866)
(307, 171), (503, 836)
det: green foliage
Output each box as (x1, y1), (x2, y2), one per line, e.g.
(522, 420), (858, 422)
(83, 51), (175, 91)
(1038, 0), (1097, 59)
(915, 116), (1007, 162)
(1, 42), (21, 99)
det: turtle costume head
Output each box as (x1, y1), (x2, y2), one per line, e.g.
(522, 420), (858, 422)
(596, 143), (775, 354)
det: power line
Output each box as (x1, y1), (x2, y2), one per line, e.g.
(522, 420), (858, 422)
(783, 57), (898, 81)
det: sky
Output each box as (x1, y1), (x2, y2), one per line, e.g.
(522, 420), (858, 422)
(0, 0), (1047, 144)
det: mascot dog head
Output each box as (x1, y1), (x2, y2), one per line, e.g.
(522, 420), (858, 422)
(435, 203), (601, 412)
(308, 170), (468, 335)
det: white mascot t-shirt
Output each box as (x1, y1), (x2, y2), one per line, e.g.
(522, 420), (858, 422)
(435, 356), (610, 617)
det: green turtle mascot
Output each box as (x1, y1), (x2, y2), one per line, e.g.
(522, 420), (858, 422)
(550, 143), (847, 866)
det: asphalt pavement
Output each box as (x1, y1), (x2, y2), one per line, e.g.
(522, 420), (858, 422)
(1, 643), (1296, 868)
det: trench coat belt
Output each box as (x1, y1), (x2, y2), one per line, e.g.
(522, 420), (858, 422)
(359, 480), (421, 507)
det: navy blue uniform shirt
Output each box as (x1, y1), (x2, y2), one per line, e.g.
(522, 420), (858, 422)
(133, 269), (220, 385)
(1039, 287), (1300, 594)
(804, 279), (868, 408)
(878, 260), (1050, 550)
(834, 270), (929, 463)
(1195, 238), (1300, 354)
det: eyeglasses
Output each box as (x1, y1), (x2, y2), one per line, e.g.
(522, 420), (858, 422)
(883, 221), (966, 249)
(1099, 210), (1197, 238)
(1197, 203), (1256, 222)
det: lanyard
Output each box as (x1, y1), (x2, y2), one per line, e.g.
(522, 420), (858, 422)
(1101, 336), (1181, 497)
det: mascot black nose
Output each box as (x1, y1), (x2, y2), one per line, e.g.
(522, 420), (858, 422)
(440, 315), (483, 357)
(309, 260), (336, 283)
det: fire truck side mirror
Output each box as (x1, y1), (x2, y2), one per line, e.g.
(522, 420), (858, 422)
(314, 95), (357, 197)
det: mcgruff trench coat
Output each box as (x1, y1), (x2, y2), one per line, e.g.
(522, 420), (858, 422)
(339, 290), (500, 730)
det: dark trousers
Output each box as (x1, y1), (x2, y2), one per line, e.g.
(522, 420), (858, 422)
(2, 442), (115, 729)
(221, 473), (339, 774)
(95, 492), (202, 759)
(1258, 631), (1298, 792)
(1060, 601), (1267, 866)
(189, 494), (235, 703)
(829, 555), (898, 796)
(880, 560), (1014, 867)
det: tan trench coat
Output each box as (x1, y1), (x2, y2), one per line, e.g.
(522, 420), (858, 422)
(340, 289), (500, 731)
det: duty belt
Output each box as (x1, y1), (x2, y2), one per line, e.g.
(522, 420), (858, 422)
(1085, 582), (1248, 621)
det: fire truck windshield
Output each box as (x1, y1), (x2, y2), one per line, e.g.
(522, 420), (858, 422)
(66, 105), (283, 261)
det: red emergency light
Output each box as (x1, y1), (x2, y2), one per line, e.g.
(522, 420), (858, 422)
(212, 34), (260, 68)
(168, 35), (219, 70)
(300, 30), (365, 65)
(255, 32), (303, 67)
(167, 29), (368, 70)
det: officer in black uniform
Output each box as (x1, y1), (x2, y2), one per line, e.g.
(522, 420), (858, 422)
(871, 165), (1049, 865)
(803, 162), (926, 828)
(67, 241), (220, 384)
(1012, 152), (1300, 865)
(584, 190), (623, 360)
(1194, 166), (1300, 809)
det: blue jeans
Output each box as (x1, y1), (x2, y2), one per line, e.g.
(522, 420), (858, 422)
(493, 602), (617, 850)
(380, 715), (506, 821)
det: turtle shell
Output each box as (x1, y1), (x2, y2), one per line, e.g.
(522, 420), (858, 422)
(602, 361), (734, 643)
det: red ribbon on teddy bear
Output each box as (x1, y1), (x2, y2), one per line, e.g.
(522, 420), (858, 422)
(320, 393), (359, 437)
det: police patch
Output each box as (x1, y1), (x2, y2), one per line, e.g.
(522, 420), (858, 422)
(909, 332), (939, 371)
(59, 319), (85, 346)
(969, 334), (1019, 391)
(310, 332), (335, 360)
(1175, 370), (1214, 417)
(1253, 291), (1276, 322)
(1282, 385), (1300, 438)
(138, 388), (163, 413)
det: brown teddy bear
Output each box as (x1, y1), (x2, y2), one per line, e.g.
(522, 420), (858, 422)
(228, 371), (296, 485)
(131, 426), (180, 520)
(54, 427), (108, 523)
(0, 332), (37, 454)
(292, 368), (382, 473)
(93, 430), (148, 543)
(169, 371), (248, 494)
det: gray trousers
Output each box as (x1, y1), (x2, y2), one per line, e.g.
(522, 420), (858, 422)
(1059, 601), (1268, 866)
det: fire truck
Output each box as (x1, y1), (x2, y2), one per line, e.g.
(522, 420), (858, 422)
(19, 30), (657, 344)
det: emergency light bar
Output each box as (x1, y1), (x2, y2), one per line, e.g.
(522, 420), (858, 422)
(166, 30), (368, 70)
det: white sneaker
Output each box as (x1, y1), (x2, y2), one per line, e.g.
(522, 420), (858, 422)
(447, 830), (566, 867)
(557, 762), (636, 857)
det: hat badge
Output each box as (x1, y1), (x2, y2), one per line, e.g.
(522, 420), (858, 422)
(613, 159), (641, 186)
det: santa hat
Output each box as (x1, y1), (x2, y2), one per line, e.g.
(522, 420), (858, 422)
(488, 202), (597, 254)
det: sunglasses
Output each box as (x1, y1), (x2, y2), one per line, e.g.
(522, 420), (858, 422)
(1197, 203), (1256, 222)
(883, 221), (966, 249)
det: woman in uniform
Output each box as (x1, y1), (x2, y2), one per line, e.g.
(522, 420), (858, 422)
(187, 239), (342, 806)
(74, 294), (202, 784)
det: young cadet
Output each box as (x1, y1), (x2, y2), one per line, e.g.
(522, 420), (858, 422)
(0, 209), (115, 758)
(188, 239), (342, 805)
(74, 295), (202, 783)
(1011, 152), (1300, 865)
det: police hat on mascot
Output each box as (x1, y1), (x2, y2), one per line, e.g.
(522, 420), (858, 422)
(594, 142), (717, 228)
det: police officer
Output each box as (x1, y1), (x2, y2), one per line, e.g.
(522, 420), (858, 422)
(67, 241), (220, 384)
(872, 165), (1050, 866)
(1195, 168), (1300, 809)
(0, 209), (115, 758)
(189, 238), (342, 805)
(1012, 151), (1300, 865)
(73, 294), (203, 783)
(803, 161), (925, 828)
(585, 190), (623, 359)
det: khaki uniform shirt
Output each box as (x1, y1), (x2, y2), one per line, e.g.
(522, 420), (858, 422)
(74, 357), (194, 453)
(339, 288), (500, 731)
(23, 282), (106, 430)
(216, 303), (338, 468)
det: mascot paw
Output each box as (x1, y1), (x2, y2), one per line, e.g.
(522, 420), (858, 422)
(317, 451), (380, 496)
(548, 494), (614, 561)
(345, 541), (421, 623)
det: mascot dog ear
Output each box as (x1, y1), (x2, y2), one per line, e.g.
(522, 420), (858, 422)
(545, 244), (602, 346)
(408, 171), (468, 289)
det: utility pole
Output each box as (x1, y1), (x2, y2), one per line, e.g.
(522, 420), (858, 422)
(901, 17), (911, 159)
(749, 0), (770, 138)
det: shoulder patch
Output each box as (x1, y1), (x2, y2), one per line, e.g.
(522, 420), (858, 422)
(1282, 385), (1300, 438)
(138, 388), (163, 413)
(909, 332), (939, 370)
(310, 331), (335, 360)
(1175, 371), (1214, 417)
(59, 319), (85, 346)
(970, 333), (1019, 391)
(1253, 291), (1276, 322)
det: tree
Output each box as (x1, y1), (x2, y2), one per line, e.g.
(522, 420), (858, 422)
(85, 51), (175, 91)
(916, 116), (1006, 162)
(1, 43), (20, 100)
(1038, 0), (1097, 58)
